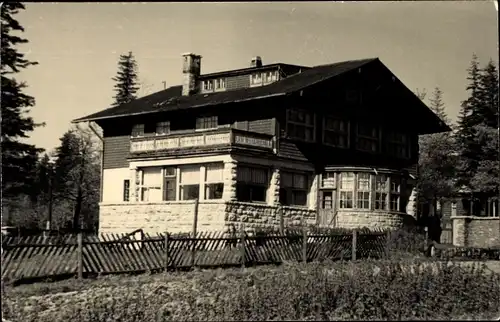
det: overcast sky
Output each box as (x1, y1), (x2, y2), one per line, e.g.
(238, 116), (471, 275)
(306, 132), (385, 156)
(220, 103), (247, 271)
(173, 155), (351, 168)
(16, 2), (499, 152)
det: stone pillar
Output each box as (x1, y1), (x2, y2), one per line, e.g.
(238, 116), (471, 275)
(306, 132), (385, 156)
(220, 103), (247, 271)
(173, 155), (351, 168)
(269, 167), (281, 205)
(223, 161), (237, 201)
(452, 216), (467, 247)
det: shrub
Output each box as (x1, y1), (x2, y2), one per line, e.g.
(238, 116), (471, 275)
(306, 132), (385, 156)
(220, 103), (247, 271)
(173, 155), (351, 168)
(3, 259), (499, 321)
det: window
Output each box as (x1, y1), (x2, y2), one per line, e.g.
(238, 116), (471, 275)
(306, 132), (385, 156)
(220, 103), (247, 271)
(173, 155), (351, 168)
(486, 199), (499, 217)
(390, 177), (401, 211)
(374, 175), (388, 210)
(156, 121), (170, 135)
(215, 78), (226, 90)
(339, 172), (354, 209)
(387, 130), (410, 158)
(236, 166), (268, 202)
(123, 180), (130, 202)
(205, 163), (224, 199)
(163, 166), (176, 201)
(263, 71), (277, 83)
(321, 172), (336, 189)
(196, 116), (218, 130)
(357, 173), (370, 209)
(139, 167), (162, 202)
(286, 109), (315, 142)
(203, 80), (214, 91)
(131, 124), (145, 137)
(179, 165), (200, 200)
(356, 124), (379, 152)
(280, 171), (309, 206)
(250, 73), (262, 86)
(323, 116), (349, 148)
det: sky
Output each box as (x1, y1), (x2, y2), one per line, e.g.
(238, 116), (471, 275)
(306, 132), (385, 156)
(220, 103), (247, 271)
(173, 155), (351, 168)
(15, 2), (499, 152)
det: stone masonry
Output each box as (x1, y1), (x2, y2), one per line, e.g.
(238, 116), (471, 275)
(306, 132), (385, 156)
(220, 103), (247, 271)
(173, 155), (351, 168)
(452, 216), (500, 248)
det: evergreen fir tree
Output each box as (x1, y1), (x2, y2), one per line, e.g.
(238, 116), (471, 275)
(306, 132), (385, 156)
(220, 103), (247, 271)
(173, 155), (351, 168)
(1, 2), (44, 198)
(476, 59), (499, 128)
(111, 51), (139, 106)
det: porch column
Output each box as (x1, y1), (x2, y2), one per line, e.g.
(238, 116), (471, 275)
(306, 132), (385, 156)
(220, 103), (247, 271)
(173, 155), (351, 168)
(223, 161), (237, 201)
(308, 173), (319, 211)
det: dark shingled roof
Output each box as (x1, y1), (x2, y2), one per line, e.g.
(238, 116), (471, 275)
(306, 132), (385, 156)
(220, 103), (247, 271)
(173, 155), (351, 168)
(73, 58), (378, 123)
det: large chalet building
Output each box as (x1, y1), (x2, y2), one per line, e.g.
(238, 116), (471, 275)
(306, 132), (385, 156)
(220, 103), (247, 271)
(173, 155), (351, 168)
(73, 53), (449, 234)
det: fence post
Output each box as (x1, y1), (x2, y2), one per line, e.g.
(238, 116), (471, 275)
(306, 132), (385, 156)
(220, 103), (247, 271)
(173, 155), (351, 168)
(240, 224), (246, 269)
(278, 206), (284, 235)
(77, 232), (83, 280)
(302, 220), (307, 263)
(385, 229), (391, 258)
(351, 229), (357, 261)
(164, 232), (169, 271)
(191, 198), (199, 269)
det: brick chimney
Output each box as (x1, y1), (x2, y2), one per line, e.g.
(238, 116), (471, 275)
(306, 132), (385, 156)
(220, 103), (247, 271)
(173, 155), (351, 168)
(250, 56), (262, 68)
(182, 53), (202, 96)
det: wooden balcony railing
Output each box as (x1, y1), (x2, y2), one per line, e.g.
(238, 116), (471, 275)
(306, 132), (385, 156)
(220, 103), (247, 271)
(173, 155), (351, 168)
(130, 128), (274, 153)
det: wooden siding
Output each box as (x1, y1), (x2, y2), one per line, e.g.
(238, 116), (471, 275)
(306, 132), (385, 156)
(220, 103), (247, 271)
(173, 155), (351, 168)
(103, 135), (130, 169)
(277, 140), (308, 161)
(248, 119), (273, 135)
(226, 74), (250, 90)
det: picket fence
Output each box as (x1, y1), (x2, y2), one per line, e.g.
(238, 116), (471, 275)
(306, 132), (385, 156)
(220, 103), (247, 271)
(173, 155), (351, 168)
(1, 228), (390, 283)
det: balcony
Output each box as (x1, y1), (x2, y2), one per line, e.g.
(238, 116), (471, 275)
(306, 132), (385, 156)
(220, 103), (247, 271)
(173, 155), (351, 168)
(130, 128), (274, 154)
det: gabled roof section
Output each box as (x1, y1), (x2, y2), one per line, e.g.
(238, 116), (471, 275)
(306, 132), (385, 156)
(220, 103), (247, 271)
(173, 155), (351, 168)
(72, 58), (377, 123)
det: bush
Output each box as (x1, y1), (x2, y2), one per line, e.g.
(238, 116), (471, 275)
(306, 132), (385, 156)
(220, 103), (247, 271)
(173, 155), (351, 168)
(3, 259), (499, 321)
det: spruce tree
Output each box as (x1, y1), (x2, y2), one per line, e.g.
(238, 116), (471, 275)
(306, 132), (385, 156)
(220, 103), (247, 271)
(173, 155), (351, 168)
(476, 59), (499, 128)
(1, 2), (44, 198)
(111, 51), (139, 106)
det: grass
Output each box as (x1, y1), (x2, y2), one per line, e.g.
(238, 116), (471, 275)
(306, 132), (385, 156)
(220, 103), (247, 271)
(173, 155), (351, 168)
(2, 258), (500, 321)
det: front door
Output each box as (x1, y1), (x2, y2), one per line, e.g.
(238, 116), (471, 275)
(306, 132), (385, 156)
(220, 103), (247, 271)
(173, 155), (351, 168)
(318, 190), (337, 227)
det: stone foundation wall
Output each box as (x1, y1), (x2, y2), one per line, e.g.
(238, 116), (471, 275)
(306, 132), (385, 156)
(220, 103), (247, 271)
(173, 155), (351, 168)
(452, 216), (500, 248)
(99, 201), (226, 234)
(224, 201), (316, 229)
(335, 211), (415, 230)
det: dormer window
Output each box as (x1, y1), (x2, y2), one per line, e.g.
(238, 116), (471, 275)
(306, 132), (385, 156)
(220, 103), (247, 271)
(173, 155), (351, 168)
(250, 73), (263, 86)
(215, 78), (226, 90)
(203, 80), (214, 91)
(263, 71), (278, 83)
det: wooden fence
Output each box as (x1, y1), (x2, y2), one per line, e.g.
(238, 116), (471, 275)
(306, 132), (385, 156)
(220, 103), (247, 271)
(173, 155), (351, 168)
(1, 228), (390, 283)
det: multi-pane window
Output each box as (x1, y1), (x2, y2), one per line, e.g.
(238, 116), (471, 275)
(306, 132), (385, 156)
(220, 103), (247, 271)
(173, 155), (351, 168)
(179, 165), (200, 200)
(250, 73), (263, 86)
(203, 80), (214, 91)
(387, 130), (410, 158)
(323, 116), (349, 148)
(263, 71), (278, 83)
(205, 163), (224, 199)
(236, 166), (268, 202)
(356, 124), (379, 152)
(280, 171), (309, 206)
(123, 180), (130, 202)
(390, 177), (401, 211)
(131, 124), (145, 137)
(374, 175), (388, 210)
(339, 172), (354, 209)
(163, 166), (176, 201)
(156, 121), (170, 135)
(321, 172), (336, 189)
(286, 109), (315, 142)
(139, 167), (162, 202)
(196, 116), (218, 130)
(215, 78), (226, 90)
(357, 173), (370, 209)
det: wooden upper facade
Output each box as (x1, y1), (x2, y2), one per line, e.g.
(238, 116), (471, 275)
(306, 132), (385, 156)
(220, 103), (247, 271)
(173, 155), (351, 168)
(74, 55), (450, 174)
